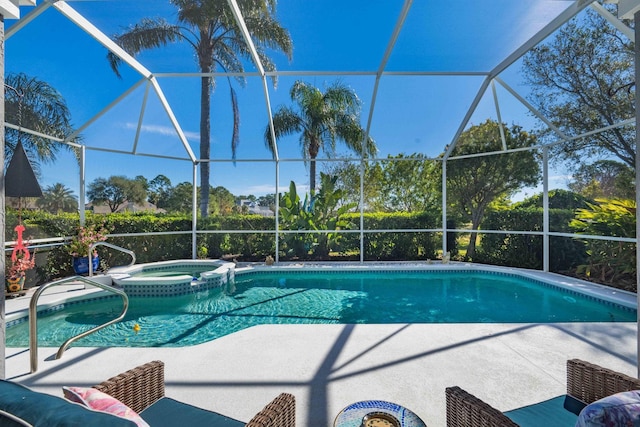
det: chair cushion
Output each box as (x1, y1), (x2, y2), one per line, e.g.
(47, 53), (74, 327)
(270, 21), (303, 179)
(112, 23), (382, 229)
(63, 386), (150, 427)
(140, 397), (245, 427)
(575, 390), (640, 427)
(0, 379), (135, 426)
(504, 395), (578, 427)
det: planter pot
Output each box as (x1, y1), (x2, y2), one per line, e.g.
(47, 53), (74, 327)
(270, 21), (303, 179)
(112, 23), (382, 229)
(72, 256), (100, 275)
(6, 276), (25, 293)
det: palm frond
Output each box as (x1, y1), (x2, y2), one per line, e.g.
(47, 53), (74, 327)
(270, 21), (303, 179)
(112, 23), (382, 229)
(108, 18), (184, 78)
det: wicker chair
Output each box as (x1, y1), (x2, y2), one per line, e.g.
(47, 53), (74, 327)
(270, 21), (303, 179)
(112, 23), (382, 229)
(445, 359), (640, 427)
(92, 360), (296, 427)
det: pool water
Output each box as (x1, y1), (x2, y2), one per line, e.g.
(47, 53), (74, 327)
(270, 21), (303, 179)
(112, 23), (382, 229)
(133, 266), (214, 278)
(8, 271), (635, 348)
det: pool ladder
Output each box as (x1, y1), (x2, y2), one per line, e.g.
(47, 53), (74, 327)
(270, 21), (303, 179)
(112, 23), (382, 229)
(87, 241), (136, 277)
(28, 276), (129, 373)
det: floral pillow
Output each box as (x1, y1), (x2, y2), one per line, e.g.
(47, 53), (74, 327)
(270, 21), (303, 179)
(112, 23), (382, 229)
(63, 386), (150, 427)
(575, 390), (640, 427)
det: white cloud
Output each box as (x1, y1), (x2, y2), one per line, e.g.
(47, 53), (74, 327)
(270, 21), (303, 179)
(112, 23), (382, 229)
(124, 122), (199, 140)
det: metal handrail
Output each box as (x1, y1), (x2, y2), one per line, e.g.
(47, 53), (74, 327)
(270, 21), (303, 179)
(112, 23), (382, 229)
(88, 242), (136, 277)
(29, 276), (129, 373)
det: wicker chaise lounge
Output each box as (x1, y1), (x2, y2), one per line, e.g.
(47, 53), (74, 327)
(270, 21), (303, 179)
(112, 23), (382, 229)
(93, 360), (296, 427)
(445, 359), (640, 427)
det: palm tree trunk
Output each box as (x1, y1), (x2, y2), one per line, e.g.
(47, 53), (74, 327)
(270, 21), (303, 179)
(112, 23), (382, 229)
(309, 158), (316, 193)
(200, 75), (211, 217)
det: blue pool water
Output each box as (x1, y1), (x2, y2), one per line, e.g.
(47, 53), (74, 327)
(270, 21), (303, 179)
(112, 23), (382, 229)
(7, 270), (635, 348)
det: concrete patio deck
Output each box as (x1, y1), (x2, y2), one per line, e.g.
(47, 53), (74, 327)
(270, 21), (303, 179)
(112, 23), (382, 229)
(3, 286), (638, 426)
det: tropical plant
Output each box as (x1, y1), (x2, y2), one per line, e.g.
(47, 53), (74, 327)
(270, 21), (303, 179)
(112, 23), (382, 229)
(4, 72), (80, 170)
(265, 80), (377, 192)
(107, 0), (293, 217)
(278, 173), (356, 259)
(36, 183), (78, 213)
(570, 198), (636, 288)
(278, 181), (314, 258)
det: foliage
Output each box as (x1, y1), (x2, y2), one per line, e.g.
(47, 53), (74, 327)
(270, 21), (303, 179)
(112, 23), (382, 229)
(165, 182), (196, 213)
(378, 154), (440, 212)
(108, 0), (292, 217)
(277, 173), (357, 259)
(513, 189), (592, 210)
(567, 160), (635, 200)
(265, 80), (377, 192)
(4, 72), (80, 170)
(325, 154), (441, 213)
(344, 211), (440, 261)
(67, 222), (110, 257)
(522, 5), (635, 168)
(198, 215), (275, 260)
(309, 173), (358, 257)
(446, 120), (540, 260)
(569, 199), (635, 287)
(36, 183), (78, 213)
(209, 186), (236, 216)
(475, 207), (586, 272)
(20, 207), (442, 285)
(571, 199), (636, 238)
(147, 174), (172, 207)
(87, 175), (147, 212)
(7, 253), (35, 280)
(324, 160), (383, 211)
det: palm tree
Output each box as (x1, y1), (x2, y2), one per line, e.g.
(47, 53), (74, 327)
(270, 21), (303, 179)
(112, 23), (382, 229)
(265, 80), (377, 192)
(107, 0), (292, 217)
(36, 183), (78, 213)
(4, 72), (79, 171)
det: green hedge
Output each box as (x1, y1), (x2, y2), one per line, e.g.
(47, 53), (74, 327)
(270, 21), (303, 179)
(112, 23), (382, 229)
(342, 211), (441, 261)
(198, 215), (276, 261)
(14, 210), (440, 284)
(474, 208), (587, 272)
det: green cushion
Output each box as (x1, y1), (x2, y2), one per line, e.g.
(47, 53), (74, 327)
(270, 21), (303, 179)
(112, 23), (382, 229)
(504, 395), (578, 427)
(0, 380), (136, 426)
(140, 397), (244, 427)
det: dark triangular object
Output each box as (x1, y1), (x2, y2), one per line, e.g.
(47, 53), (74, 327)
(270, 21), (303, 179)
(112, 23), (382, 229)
(5, 140), (43, 197)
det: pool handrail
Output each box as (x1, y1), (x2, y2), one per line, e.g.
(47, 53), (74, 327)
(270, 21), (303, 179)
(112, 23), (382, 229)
(29, 275), (129, 373)
(88, 242), (136, 277)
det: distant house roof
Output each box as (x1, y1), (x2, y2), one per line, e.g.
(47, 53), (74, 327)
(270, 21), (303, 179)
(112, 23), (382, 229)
(238, 199), (274, 217)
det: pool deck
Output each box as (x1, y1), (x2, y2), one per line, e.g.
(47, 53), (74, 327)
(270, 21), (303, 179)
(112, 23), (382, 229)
(4, 282), (639, 426)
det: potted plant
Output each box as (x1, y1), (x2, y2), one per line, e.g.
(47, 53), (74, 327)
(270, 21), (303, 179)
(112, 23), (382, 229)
(67, 222), (109, 275)
(6, 250), (35, 293)
(6, 223), (35, 293)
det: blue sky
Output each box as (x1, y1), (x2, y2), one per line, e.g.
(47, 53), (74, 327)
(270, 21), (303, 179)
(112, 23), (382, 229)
(5, 0), (580, 200)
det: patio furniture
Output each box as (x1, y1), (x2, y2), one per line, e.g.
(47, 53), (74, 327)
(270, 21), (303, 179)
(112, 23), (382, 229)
(91, 360), (296, 427)
(333, 400), (426, 427)
(445, 358), (640, 427)
(0, 360), (295, 426)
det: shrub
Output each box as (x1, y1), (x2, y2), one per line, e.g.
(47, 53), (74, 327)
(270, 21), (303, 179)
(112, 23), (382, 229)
(570, 199), (636, 288)
(475, 207), (586, 272)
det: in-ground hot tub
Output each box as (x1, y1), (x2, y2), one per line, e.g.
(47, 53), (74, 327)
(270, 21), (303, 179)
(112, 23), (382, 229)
(108, 259), (236, 296)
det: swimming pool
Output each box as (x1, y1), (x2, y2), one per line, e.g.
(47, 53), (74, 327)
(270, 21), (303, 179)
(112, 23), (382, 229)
(8, 266), (636, 348)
